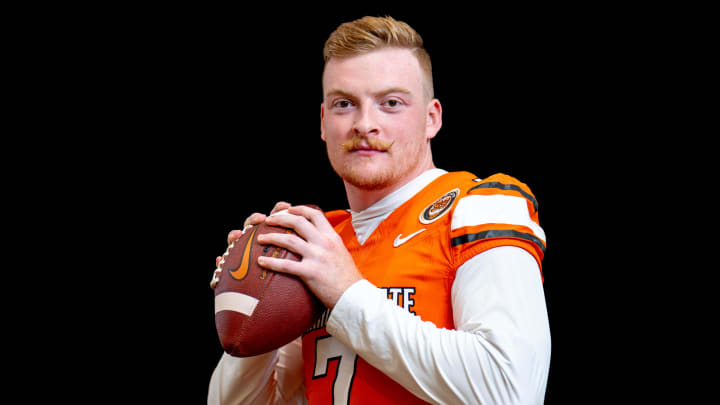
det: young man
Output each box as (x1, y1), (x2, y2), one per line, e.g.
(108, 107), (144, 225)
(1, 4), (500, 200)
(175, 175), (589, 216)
(209, 16), (550, 404)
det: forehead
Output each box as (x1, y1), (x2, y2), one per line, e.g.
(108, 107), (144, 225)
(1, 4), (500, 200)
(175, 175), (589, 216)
(322, 48), (424, 98)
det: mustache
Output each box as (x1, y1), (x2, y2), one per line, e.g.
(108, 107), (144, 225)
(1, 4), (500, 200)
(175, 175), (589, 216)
(340, 136), (395, 152)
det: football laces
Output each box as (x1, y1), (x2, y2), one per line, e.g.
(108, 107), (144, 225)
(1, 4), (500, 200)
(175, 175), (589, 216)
(210, 241), (234, 289)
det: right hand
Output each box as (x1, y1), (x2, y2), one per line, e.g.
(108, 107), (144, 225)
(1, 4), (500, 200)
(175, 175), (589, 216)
(214, 201), (291, 268)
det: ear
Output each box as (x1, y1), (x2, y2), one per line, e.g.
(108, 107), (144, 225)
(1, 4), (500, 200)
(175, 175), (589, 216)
(320, 103), (327, 142)
(425, 98), (442, 140)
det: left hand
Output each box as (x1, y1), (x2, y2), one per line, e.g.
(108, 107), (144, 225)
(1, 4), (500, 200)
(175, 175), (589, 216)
(256, 205), (363, 309)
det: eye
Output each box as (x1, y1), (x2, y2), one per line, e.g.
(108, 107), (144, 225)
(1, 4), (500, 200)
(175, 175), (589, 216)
(382, 98), (404, 109)
(333, 99), (353, 109)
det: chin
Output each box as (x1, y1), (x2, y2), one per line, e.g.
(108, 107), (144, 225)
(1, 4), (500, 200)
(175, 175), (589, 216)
(336, 162), (398, 191)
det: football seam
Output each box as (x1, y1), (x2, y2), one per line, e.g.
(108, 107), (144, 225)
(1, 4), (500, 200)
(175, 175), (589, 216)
(232, 247), (280, 355)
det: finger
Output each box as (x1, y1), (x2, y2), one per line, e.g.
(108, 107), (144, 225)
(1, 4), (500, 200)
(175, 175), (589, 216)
(243, 213), (267, 229)
(264, 210), (316, 243)
(270, 201), (292, 215)
(257, 232), (308, 256)
(288, 205), (335, 234)
(227, 229), (244, 245)
(257, 255), (304, 277)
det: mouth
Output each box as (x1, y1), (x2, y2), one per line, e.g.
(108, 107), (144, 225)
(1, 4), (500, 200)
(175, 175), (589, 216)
(342, 137), (394, 155)
(352, 144), (388, 152)
(349, 145), (390, 157)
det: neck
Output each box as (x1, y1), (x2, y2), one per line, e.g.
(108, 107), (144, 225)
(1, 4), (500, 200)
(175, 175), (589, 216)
(344, 161), (436, 212)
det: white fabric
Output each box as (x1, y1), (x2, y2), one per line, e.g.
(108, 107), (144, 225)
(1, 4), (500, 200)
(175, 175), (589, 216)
(451, 194), (547, 243)
(208, 339), (306, 405)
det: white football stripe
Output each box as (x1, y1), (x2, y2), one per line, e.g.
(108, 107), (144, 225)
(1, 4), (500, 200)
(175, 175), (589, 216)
(451, 194), (546, 243)
(215, 292), (260, 316)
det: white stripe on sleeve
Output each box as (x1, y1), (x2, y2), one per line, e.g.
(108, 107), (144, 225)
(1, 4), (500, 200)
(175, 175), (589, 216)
(451, 194), (546, 243)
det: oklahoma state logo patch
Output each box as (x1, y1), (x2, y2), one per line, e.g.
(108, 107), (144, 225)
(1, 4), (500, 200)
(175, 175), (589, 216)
(419, 188), (459, 224)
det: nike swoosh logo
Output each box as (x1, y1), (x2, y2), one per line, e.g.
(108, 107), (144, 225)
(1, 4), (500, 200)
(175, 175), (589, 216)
(393, 228), (427, 248)
(229, 227), (257, 280)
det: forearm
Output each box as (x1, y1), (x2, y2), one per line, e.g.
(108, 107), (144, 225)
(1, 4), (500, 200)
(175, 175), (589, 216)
(208, 338), (305, 405)
(208, 351), (278, 405)
(328, 281), (509, 404)
(326, 247), (550, 404)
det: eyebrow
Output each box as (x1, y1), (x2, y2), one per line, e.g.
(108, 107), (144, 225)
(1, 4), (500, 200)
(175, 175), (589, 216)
(325, 87), (413, 100)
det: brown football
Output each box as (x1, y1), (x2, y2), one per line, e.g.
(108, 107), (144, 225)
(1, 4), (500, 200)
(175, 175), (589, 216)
(212, 209), (326, 357)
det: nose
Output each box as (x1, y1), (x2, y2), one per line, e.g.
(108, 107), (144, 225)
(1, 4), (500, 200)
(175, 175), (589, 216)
(352, 104), (380, 138)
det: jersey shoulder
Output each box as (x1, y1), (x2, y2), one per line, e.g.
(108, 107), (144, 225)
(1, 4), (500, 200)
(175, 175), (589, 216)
(450, 172), (547, 268)
(325, 209), (351, 227)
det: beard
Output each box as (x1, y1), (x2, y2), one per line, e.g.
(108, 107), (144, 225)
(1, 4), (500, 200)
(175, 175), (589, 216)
(336, 158), (396, 190)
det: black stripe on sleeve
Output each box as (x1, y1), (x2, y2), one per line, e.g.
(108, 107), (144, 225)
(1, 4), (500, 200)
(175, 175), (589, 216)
(468, 182), (538, 212)
(451, 229), (546, 253)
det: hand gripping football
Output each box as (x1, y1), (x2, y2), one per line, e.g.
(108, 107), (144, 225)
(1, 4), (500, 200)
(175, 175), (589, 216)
(211, 208), (326, 357)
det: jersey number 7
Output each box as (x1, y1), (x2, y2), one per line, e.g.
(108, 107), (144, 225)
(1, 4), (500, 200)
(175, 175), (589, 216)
(313, 335), (359, 404)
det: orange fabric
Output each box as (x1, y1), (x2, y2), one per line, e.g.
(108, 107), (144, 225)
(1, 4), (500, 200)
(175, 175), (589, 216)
(450, 223), (545, 268)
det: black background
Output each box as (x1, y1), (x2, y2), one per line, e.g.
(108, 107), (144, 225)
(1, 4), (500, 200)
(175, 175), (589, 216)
(28, 4), (685, 403)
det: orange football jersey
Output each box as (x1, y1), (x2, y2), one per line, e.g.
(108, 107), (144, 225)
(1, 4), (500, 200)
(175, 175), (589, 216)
(302, 171), (545, 404)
